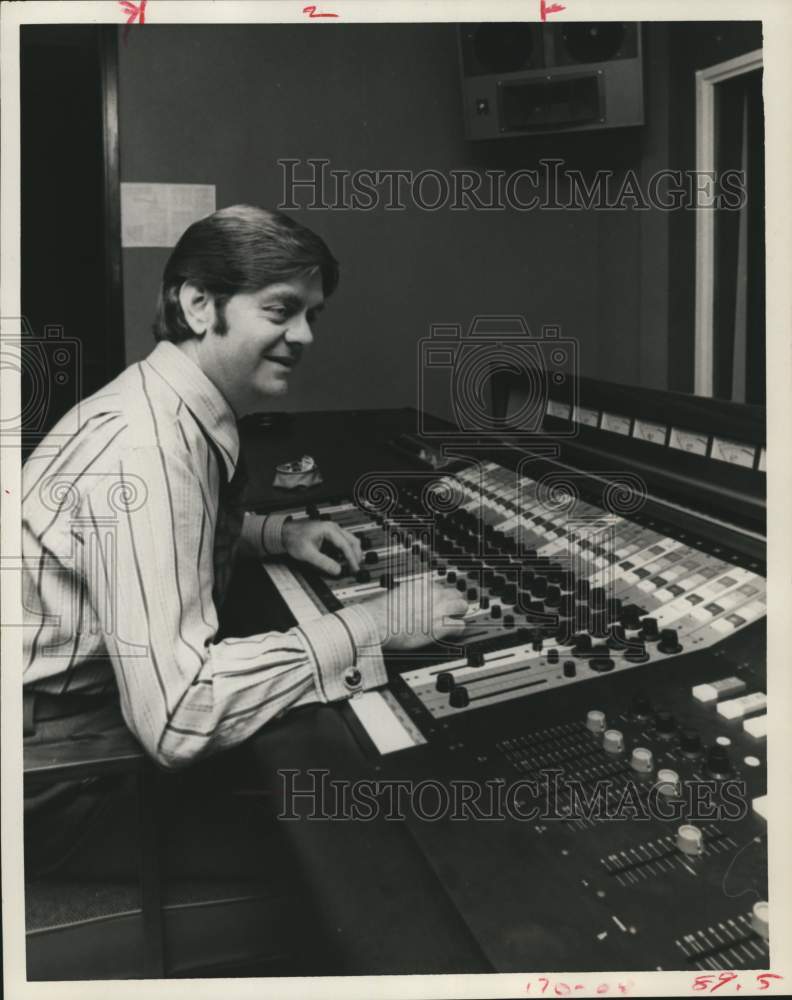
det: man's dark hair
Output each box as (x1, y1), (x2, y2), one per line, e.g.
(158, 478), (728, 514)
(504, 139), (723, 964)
(153, 205), (340, 342)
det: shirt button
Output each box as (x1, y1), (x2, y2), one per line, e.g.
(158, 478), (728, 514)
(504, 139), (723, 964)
(344, 668), (362, 690)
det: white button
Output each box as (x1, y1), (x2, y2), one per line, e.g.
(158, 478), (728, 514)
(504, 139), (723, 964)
(743, 755), (761, 768)
(716, 736), (732, 747)
(743, 714), (767, 739)
(603, 729), (624, 754)
(753, 795), (768, 821)
(717, 691), (767, 720)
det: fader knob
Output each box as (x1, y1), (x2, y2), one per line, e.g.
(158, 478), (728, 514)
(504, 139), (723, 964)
(479, 595), (490, 610)
(706, 745), (732, 778)
(607, 624), (627, 649)
(563, 661), (577, 678)
(658, 628), (683, 654)
(603, 729), (625, 754)
(446, 571), (457, 584)
(356, 569), (371, 584)
(466, 650), (485, 667)
(467, 587), (478, 602)
(456, 579), (467, 592)
(676, 823), (704, 856)
(630, 747), (654, 773)
(547, 648), (559, 664)
(449, 686), (470, 709)
(751, 901), (769, 942)
(573, 634), (592, 655)
(639, 617), (660, 641)
(364, 550), (379, 565)
(435, 672), (455, 693)
(625, 641), (650, 664)
(379, 574), (396, 590)
(490, 605), (502, 620)
(586, 710), (606, 734)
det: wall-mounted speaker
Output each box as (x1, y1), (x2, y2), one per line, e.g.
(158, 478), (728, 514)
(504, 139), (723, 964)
(459, 22), (644, 140)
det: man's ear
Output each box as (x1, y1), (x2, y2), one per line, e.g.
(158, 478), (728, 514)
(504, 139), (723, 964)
(178, 281), (216, 336)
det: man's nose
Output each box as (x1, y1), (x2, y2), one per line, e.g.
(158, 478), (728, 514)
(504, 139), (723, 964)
(285, 313), (314, 347)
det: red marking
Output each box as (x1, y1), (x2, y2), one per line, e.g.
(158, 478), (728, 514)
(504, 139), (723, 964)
(756, 974), (784, 991)
(711, 973), (739, 993)
(119, 0), (147, 44)
(540, 0), (565, 20)
(302, 4), (339, 17)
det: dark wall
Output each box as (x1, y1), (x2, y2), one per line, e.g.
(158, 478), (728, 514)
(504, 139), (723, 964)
(116, 22), (759, 413)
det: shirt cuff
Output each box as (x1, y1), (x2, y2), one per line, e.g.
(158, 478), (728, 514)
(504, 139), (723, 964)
(241, 511), (292, 557)
(296, 604), (387, 702)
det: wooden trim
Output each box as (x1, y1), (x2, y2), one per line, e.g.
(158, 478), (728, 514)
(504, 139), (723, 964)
(99, 26), (125, 375)
(694, 48), (762, 397)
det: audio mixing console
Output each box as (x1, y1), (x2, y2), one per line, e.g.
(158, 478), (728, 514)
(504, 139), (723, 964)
(252, 431), (769, 973)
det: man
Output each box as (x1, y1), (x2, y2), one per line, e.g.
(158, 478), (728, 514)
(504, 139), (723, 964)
(22, 204), (466, 768)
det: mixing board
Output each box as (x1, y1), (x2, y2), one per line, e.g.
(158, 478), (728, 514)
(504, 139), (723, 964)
(246, 391), (769, 973)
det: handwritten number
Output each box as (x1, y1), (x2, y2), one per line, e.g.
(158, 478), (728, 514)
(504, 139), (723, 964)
(540, 0), (566, 21)
(711, 973), (738, 993)
(756, 974), (784, 991)
(692, 976), (714, 992)
(302, 4), (339, 17)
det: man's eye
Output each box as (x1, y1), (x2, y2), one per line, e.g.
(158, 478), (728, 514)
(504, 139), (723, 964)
(265, 305), (288, 319)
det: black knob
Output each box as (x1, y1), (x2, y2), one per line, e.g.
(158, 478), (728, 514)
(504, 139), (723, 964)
(482, 569), (495, 587)
(356, 569), (371, 584)
(607, 597), (622, 621)
(607, 624), (627, 649)
(547, 648), (559, 664)
(490, 605), (502, 620)
(436, 672), (455, 692)
(379, 574), (396, 590)
(531, 632), (544, 652)
(479, 594), (490, 610)
(446, 571), (457, 584)
(680, 730), (703, 756)
(467, 587), (478, 602)
(456, 579), (467, 593)
(639, 617), (660, 641)
(620, 604), (642, 630)
(364, 550), (379, 565)
(502, 584), (517, 606)
(589, 656), (615, 673)
(631, 693), (652, 717)
(706, 745), (732, 778)
(449, 686), (470, 709)
(573, 634), (592, 655)
(532, 578), (548, 599)
(306, 503), (320, 518)
(503, 614), (515, 628)
(658, 628), (682, 655)
(491, 575), (506, 594)
(563, 660), (577, 677)
(655, 710), (677, 737)
(466, 649), (485, 667)
(590, 611), (608, 638)
(559, 594), (574, 617)
(436, 564), (447, 576)
(360, 536), (372, 551)
(546, 585), (562, 608)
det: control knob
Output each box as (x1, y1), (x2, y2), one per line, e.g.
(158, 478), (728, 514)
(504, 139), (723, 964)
(676, 823), (704, 856)
(706, 745), (733, 778)
(630, 747), (654, 774)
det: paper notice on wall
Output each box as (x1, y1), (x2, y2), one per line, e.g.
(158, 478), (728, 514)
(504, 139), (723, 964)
(121, 183), (216, 247)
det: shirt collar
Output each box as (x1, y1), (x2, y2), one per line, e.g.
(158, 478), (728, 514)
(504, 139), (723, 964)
(144, 341), (240, 480)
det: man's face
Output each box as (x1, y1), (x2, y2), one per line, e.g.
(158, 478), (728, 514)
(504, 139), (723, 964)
(198, 272), (325, 415)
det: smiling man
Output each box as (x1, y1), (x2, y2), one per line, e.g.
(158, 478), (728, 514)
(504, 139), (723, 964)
(22, 205), (465, 770)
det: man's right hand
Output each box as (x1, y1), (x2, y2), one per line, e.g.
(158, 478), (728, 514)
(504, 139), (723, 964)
(362, 575), (468, 651)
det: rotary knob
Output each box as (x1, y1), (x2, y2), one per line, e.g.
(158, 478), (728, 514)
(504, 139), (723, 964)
(680, 729), (703, 756)
(625, 641), (650, 664)
(435, 672), (455, 692)
(466, 649), (485, 667)
(656, 768), (682, 797)
(356, 569), (371, 584)
(654, 710), (678, 737)
(573, 634), (592, 655)
(630, 747), (654, 774)
(364, 550), (379, 564)
(676, 823), (704, 856)
(586, 710), (607, 733)
(563, 660), (577, 677)
(658, 628), (683, 655)
(639, 617), (660, 641)
(449, 686), (470, 709)
(603, 729), (625, 755)
(589, 656), (615, 673)
(706, 745), (732, 778)
(751, 901), (769, 942)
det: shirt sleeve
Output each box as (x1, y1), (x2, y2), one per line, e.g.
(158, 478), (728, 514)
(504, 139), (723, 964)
(240, 511), (293, 557)
(80, 446), (386, 770)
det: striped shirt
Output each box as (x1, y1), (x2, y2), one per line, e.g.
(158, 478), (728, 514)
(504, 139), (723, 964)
(22, 341), (386, 768)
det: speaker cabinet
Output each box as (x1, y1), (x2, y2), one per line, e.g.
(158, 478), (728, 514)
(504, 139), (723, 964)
(459, 22), (644, 139)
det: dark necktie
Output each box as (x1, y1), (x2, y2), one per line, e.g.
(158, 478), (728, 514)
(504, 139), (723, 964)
(213, 452), (248, 606)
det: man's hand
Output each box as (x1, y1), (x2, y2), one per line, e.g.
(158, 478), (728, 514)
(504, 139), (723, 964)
(363, 576), (468, 651)
(282, 518), (363, 576)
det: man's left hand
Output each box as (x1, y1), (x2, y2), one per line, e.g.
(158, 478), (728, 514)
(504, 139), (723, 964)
(282, 518), (363, 576)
